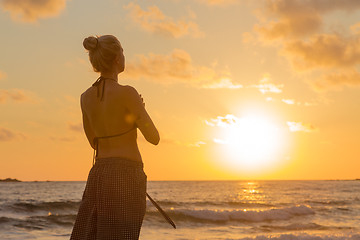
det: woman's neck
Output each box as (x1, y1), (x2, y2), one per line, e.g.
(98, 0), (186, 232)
(100, 72), (118, 82)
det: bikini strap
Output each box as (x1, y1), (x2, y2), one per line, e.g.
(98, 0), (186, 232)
(92, 126), (136, 166)
(92, 76), (116, 101)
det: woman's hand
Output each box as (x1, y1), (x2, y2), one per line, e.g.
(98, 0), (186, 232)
(125, 87), (159, 145)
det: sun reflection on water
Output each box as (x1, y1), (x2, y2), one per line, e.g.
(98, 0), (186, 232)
(232, 181), (267, 209)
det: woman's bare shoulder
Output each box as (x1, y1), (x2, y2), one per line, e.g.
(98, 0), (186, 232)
(118, 85), (137, 92)
(80, 86), (94, 101)
(117, 85), (139, 98)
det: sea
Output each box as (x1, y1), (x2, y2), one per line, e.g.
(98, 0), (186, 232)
(0, 180), (359, 240)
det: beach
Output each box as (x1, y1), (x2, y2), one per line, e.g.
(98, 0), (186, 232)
(0, 180), (359, 240)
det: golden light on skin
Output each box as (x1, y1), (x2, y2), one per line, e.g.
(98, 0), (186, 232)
(213, 113), (288, 175)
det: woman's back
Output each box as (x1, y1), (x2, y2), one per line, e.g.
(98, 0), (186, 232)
(81, 78), (158, 161)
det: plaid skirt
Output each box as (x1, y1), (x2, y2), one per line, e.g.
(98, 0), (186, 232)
(70, 158), (147, 240)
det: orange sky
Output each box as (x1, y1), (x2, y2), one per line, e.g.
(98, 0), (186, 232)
(0, 0), (359, 181)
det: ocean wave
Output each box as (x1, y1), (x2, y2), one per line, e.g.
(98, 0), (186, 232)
(32, 214), (75, 227)
(6, 201), (80, 213)
(259, 223), (353, 232)
(0, 214), (76, 229)
(146, 200), (274, 208)
(231, 233), (360, 240)
(1, 205), (314, 228)
(147, 205), (314, 223)
(3, 199), (273, 215)
(260, 223), (325, 231)
(305, 200), (350, 206)
(0, 217), (13, 224)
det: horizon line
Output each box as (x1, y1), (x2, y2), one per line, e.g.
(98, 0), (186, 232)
(2, 178), (359, 182)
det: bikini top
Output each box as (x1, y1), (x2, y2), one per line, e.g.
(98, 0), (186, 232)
(91, 76), (136, 165)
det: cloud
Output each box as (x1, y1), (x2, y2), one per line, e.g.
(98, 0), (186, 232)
(255, 1), (322, 40)
(205, 114), (238, 127)
(207, 115), (317, 134)
(0, 127), (26, 141)
(187, 141), (206, 148)
(282, 33), (360, 90)
(283, 33), (360, 71)
(287, 121), (317, 132)
(213, 138), (228, 144)
(124, 49), (241, 89)
(313, 70), (360, 91)
(255, 82), (283, 94)
(202, 78), (243, 89)
(249, 74), (283, 94)
(198, 0), (239, 6)
(68, 122), (82, 133)
(0, 0), (67, 23)
(251, 0), (360, 91)
(255, 0), (360, 41)
(0, 89), (39, 104)
(282, 99), (295, 105)
(124, 3), (204, 38)
(266, 97), (317, 106)
(350, 22), (360, 34)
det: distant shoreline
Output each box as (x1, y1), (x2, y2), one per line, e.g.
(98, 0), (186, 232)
(0, 178), (21, 182)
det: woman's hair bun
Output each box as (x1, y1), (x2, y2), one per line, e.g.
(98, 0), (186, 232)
(83, 36), (98, 51)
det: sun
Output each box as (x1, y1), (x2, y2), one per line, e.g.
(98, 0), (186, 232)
(213, 113), (287, 174)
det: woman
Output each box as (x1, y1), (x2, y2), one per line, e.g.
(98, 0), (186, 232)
(70, 35), (159, 240)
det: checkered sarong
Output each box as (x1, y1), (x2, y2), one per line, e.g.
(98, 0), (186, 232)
(70, 158), (147, 240)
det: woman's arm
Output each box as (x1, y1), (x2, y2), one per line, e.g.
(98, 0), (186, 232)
(80, 94), (96, 149)
(125, 86), (160, 145)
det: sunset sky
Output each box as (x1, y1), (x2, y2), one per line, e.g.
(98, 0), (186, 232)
(1, 0), (359, 181)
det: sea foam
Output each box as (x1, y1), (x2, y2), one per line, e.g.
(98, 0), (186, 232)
(233, 233), (360, 240)
(149, 205), (315, 223)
